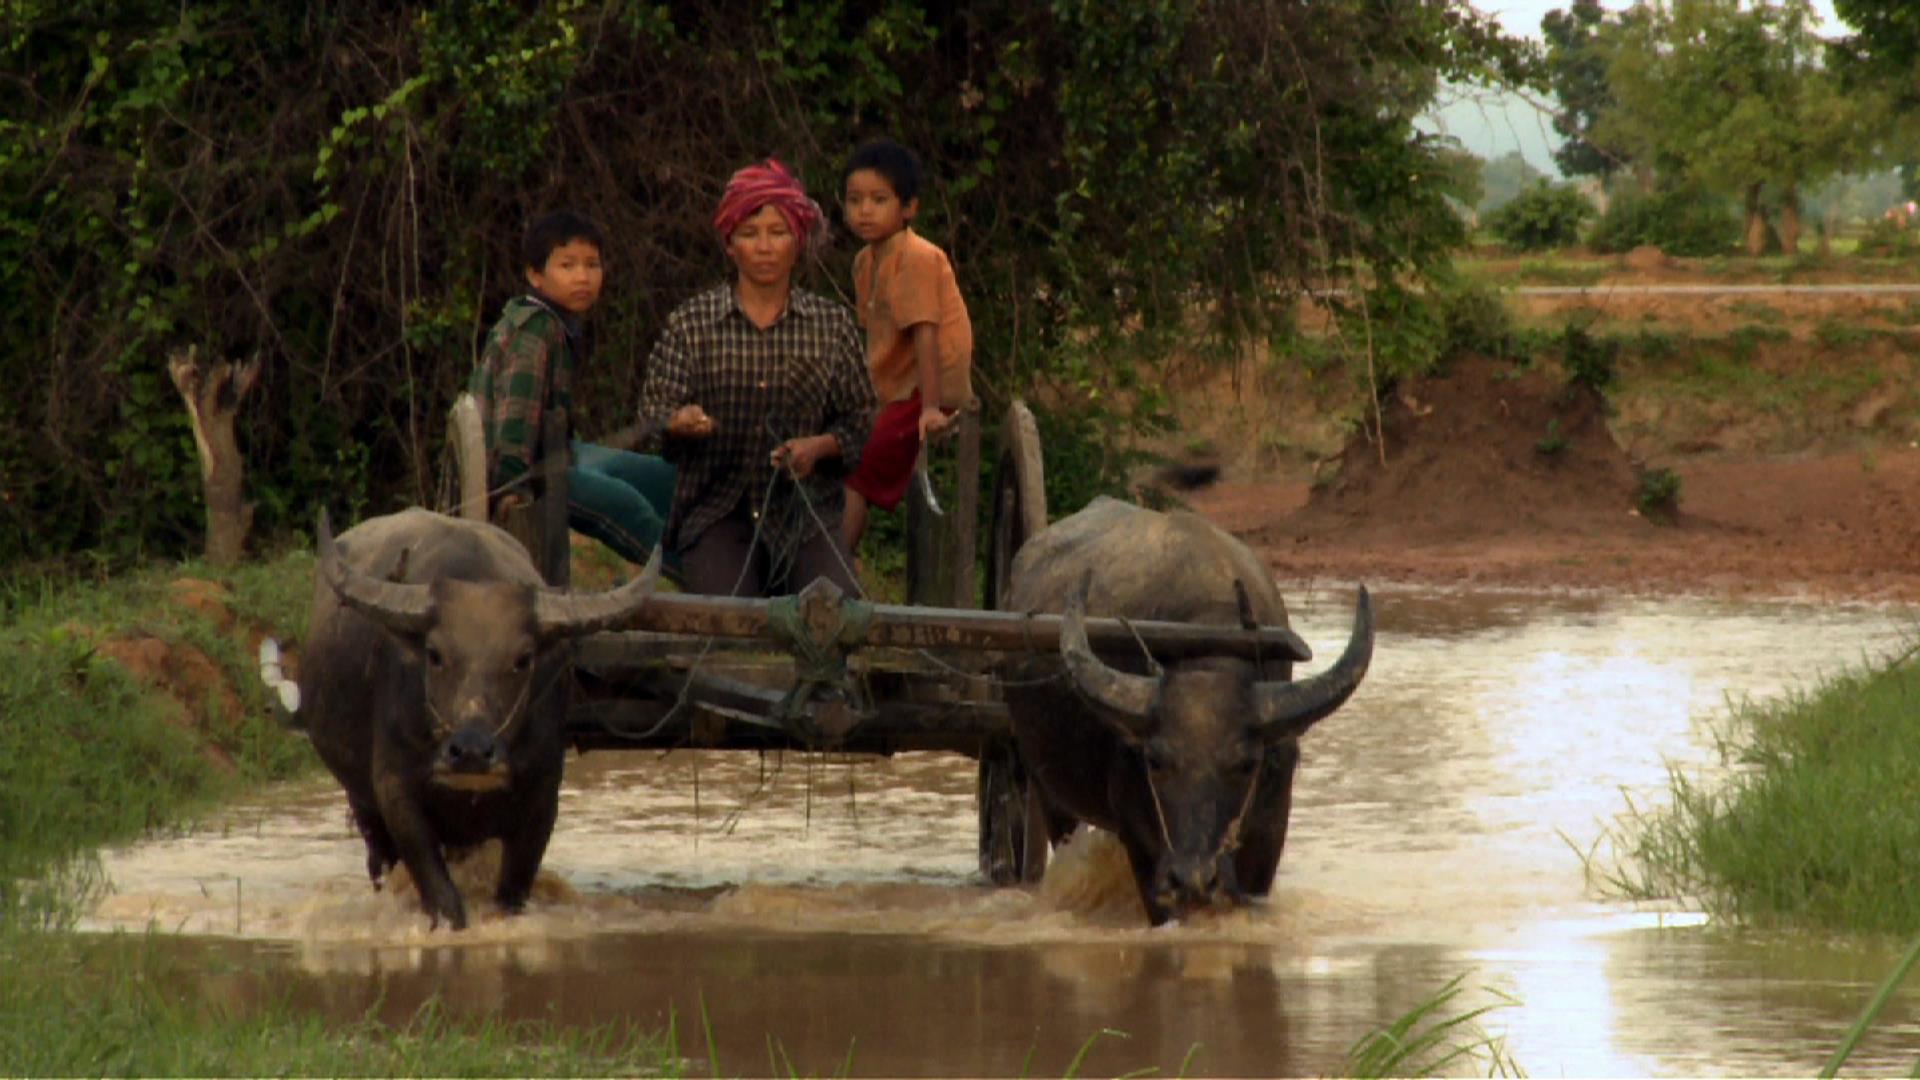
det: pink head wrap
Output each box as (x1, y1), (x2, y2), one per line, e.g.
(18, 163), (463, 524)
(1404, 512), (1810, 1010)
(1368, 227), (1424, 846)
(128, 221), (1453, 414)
(712, 158), (825, 250)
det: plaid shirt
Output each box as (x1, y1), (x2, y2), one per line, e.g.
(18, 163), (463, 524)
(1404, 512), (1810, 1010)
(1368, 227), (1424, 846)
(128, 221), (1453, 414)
(469, 295), (579, 488)
(638, 284), (875, 555)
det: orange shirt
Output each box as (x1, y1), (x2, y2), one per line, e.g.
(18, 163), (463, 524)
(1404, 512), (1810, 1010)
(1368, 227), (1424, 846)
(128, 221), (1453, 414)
(852, 227), (974, 406)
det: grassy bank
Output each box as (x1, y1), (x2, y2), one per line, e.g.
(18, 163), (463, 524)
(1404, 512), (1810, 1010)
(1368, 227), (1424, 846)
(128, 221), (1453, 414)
(1598, 646), (1920, 935)
(0, 548), (318, 916)
(0, 549), (692, 1075)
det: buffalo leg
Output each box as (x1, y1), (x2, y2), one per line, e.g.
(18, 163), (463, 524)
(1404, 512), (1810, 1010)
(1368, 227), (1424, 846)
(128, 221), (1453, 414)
(1234, 743), (1301, 898)
(374, 780), (467, 929)
(1118, 832), (1175, 927)
(347, 797), (398, 887)
(494, 791), (559, 914)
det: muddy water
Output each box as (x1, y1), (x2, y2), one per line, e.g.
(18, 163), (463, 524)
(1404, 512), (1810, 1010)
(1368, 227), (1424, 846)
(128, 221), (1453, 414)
(82, 588), (1920, 1077)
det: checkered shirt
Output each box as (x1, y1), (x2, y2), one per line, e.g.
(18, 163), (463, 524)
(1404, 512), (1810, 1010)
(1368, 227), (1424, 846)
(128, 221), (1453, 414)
(638, 284), (876, 555)
(468, 295), (578, 488)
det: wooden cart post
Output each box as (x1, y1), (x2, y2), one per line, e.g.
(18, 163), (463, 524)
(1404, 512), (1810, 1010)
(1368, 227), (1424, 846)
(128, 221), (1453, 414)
(905, 402), (981, 609)
(447, 393), (570, 588)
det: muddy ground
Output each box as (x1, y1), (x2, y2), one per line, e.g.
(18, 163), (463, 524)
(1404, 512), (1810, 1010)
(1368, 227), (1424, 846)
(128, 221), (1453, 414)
(1168, 254), (1920, 603)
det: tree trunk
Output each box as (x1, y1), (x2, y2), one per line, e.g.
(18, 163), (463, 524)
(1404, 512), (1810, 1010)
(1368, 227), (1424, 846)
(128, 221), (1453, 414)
(1778, 186), (1801, 256)
(1743, 182), (1767, 257)
(167, 346), (261, 565)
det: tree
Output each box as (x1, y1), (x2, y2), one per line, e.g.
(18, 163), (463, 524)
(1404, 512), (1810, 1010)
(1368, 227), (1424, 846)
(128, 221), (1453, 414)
(1596, 0), (1888, 254)
(1542, 0), (1629, 179)
(1832, 0), (1920, 197)
(1477, 151), (1549, 214)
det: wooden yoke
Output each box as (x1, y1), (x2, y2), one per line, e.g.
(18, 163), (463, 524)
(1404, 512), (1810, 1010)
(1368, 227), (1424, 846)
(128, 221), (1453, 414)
(447, 393), (570, 587)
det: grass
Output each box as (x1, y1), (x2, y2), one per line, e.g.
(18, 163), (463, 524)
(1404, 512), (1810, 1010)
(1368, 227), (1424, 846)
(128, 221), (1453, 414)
(1338, 974), (1522, 1078)
(0, 551), (318, 917)
(1592, 643), (1920, 936)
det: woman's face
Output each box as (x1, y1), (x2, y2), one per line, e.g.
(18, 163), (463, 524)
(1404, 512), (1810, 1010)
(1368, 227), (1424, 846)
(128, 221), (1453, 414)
(726, 205), (800, 290)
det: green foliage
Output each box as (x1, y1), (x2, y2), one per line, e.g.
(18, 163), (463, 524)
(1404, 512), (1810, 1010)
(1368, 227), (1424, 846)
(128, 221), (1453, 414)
(0, 1), (1532, 564)
(1436, 276), (1537, 363)
(0, 549), (315, 912)
(1535, 418), (1568, 457)
(1561, 322), (1619, 395)
(1484, 180), (1594, 251)
(1474, 150), (1548, 214)
(1588, 186), (1741, 256)
(1594, 0), (1889, 255)
(1854, 216), (1920, 257)
(1541, 0), (1631, 179)
(1634, 466), (1681, 522)
(1814, 317), (1875, 351)
(1595, 646), (1920, 934)
(1340, 974), (1522, 1078)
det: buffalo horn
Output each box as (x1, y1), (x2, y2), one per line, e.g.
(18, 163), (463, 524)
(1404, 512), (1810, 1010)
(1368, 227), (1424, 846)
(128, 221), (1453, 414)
(1059, 571), (1160, 736)
(317, 509), (436, 634)
(1253, 586), (1373, 739)
(533, 545), (662, 638)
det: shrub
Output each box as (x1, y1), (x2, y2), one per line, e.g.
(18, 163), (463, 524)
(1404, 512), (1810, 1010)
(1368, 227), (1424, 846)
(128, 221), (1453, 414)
(1561, 323), (1619, 396)
(1483, 181), (1593, 251)
(1589, 187), (1740, 257)
(1855, 217), (1920, 258)
(1635, 466), (1681, 522)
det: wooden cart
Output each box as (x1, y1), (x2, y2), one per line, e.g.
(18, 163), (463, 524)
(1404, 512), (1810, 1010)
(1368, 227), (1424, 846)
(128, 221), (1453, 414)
(445, 399), (1314, 884)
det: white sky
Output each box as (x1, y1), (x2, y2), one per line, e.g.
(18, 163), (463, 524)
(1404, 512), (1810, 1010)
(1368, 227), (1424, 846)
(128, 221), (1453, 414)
(1427, 0), (1847, 177)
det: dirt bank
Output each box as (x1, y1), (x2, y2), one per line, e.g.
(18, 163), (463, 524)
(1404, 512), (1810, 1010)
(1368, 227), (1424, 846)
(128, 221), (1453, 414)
(1168, 258), (1920, 603)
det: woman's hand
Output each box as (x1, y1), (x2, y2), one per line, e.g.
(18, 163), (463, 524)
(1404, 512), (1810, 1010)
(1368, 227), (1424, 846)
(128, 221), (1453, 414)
(668, 404), (717, 439)
(770, 434), (838, 480)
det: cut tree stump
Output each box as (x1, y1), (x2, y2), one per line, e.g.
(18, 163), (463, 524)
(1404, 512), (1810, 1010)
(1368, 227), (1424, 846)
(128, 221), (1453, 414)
(167, 345), (261, 565)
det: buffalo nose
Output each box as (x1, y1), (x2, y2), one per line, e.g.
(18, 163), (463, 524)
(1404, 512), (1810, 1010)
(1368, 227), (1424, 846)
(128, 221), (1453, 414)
(442, 726), (498, 772)
(1164, 855), (1222, 901)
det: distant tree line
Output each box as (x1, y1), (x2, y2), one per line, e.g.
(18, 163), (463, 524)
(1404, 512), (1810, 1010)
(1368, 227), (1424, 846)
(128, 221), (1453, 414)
(1538, 0), (1916, 255)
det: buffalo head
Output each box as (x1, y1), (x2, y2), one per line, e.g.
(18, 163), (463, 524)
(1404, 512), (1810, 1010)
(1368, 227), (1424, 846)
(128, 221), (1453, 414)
(316, 511), (657, 792)
(1058, 573), (1372, 917)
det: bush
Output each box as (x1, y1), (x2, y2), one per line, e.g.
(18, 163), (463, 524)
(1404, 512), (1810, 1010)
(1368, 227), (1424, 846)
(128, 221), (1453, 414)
(1589, 187), (1740, 257)
(1561, 323), (1618, 396)
(1483, 181), (1593, 251)
(1635, 466), (1681, 522)
(1855, 217), (1920, 258)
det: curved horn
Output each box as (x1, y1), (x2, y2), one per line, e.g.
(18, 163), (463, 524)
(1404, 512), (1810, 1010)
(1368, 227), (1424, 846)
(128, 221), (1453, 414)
(534, 545), (662, 638)
(317, 509), (435, 634)
(1059, 570), (1160, 736)
(1254, 586), (1373, 739)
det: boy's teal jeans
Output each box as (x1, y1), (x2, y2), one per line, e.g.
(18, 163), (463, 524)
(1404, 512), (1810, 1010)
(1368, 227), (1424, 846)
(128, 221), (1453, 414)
(567, 440), (677, 571)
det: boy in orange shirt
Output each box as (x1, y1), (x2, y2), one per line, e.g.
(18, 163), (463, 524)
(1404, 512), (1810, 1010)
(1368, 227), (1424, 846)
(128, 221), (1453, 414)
(840, 139), (974, 552)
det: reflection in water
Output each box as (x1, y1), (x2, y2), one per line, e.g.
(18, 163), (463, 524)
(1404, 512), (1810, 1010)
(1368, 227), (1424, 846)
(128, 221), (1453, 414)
(81, 588), (1920, 1076)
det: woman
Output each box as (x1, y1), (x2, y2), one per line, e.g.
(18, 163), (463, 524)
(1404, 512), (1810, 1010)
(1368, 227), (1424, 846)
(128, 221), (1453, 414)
(637, 159), (876, 597)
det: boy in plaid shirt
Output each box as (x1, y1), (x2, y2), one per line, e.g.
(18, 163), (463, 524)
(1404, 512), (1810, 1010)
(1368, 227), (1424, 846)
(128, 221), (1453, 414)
(469, 211), (674, 567)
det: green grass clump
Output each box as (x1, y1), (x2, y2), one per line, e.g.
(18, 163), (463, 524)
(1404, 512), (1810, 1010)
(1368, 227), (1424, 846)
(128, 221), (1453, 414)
(1339, 974), (1521, 1078)
(1597, 646), (1920, 934)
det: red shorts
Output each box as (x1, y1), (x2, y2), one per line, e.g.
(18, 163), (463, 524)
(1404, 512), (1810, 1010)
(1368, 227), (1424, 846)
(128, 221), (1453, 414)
(847, 392), (934, 512)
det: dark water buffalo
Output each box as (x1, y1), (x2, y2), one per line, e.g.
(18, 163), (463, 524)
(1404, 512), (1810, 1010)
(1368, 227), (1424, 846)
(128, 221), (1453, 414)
(1003, 497), (1372, 925)
(293, 508), (656, 929)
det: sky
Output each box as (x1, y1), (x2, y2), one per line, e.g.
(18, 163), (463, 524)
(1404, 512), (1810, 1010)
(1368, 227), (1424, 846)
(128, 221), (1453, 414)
(1426, 0), (1848, 177)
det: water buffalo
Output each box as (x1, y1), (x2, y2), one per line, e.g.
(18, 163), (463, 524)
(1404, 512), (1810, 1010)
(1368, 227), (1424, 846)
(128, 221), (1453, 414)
(292, 507), (656, 929)
(1002, 497), (1371, 925)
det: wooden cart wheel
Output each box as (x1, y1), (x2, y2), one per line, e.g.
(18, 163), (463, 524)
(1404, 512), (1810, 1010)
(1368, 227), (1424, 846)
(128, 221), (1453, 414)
(977, 739), (1051, 885)
(978, 399), (1051, 885)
